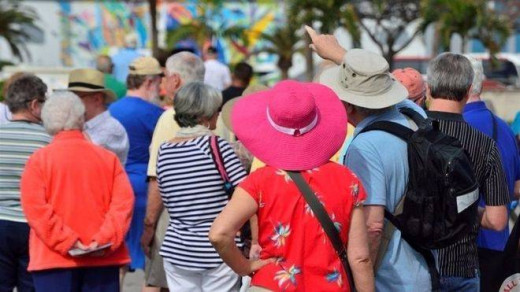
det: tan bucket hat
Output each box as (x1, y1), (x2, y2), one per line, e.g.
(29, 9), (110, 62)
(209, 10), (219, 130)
(129, 56), (163, 76)
(319, 49), (408, 109)
(67, 68), (116, 103)
(221, 84), (269, 132)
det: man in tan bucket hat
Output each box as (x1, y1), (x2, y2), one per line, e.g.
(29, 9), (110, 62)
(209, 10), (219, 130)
(306, 26), (432, 291)
(67, 68), (129, 165)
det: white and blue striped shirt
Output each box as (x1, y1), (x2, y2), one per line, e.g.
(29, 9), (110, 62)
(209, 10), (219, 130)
(157, 135), (246, 270)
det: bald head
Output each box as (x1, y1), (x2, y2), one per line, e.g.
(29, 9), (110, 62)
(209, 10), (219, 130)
(96, 55), (113, 74)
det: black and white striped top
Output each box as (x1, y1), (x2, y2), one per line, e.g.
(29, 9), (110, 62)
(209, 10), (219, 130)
(156, 135), (247, 270)
(428, 111), (510, 278)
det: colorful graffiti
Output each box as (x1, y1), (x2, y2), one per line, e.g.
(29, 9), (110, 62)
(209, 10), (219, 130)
(58, 0), (149, 67)
(163, 1), (283, 70)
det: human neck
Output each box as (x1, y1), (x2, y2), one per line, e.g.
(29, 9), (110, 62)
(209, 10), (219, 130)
(428, 98), (465, 114)
(466, 94), (482, 104)
(127, 89), (149, 101)
(11, 111), (39, 123)
(86, 107), (106, 121)
(231, 80), (245, 87)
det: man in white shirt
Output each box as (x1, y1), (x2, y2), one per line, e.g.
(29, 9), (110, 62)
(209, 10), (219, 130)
(67, 68), (129, 164)
(203, 46), (231, 91)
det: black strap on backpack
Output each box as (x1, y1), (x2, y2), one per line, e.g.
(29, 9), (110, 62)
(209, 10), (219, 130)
(287, 171), (356, 292)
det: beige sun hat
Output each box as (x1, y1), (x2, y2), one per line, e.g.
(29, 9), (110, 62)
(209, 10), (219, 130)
(221, 84), (269, 132)
(67, 68), (116, 103)
(129, 56), (163, 76)
(319, 49), (408, 109)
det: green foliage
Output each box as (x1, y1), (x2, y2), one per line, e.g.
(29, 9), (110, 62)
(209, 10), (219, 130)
(0, 0), (40, 61)
(420, 0), (511, 56)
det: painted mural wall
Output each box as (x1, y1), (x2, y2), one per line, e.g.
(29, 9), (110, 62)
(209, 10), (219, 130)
(0, 0), (283, 75)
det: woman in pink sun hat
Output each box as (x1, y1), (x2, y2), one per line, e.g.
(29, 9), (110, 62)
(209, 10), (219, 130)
(209, 80), (374, 292)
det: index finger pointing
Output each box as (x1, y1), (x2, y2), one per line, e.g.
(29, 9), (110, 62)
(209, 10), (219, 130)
(305, 25), (318, 41)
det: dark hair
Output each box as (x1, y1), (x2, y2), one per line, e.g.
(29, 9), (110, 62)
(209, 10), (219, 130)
(6, 74), (47, 113)
(207, 46), (218, 54)
(233, 62), (253, 85)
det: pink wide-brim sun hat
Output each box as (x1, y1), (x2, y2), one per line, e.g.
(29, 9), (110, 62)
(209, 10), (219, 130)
(231, 80), (347, 171)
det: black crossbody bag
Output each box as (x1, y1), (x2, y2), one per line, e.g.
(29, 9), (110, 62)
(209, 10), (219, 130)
(287, 171), (356, 292)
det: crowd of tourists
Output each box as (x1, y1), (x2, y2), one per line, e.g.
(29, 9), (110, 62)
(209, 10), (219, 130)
(0, 25), (519, 292)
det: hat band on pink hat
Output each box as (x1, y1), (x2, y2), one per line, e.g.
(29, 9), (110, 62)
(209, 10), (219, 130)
(266, 108), (318, 137)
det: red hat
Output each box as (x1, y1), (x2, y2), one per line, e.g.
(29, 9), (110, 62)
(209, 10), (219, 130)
(392, 67), (425, 100)
(231, 80), (347, 171)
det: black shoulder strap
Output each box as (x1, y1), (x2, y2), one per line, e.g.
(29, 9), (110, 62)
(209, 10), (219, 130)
(287, 171), (356, 292)
(399, 107), (427, 125)
(360, 121), (414, 142)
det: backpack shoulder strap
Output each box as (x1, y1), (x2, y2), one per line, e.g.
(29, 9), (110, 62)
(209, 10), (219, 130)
(360, 121), (414, 142)
(399, 107), (427, 125)
(287, 171), (356, 292)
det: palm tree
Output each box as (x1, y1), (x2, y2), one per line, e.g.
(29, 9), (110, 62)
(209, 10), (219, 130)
(257, 21), (304, 80)
(0, 0), (40, 61)
(421, 0), (511, 57)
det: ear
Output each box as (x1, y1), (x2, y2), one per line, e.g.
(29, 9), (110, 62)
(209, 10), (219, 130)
(425, 84), (431, 99)
(173, 74), (182, 90)
(29, 99), (40, 112)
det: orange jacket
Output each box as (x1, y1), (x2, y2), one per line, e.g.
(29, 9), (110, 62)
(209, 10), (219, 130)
(21, 130), (134, 271)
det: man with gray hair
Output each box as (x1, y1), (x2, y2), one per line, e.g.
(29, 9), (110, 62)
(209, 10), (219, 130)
(140, 51), (205, 290)
(426, 52), (509, 290)
(462, 56), (520, 291)
(0, 74), (51, 292)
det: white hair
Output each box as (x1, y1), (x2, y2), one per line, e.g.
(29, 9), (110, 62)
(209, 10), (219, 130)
(464, 55), (485, 95)
(165, 52), (205, 83)
(42, 91), (85, 135)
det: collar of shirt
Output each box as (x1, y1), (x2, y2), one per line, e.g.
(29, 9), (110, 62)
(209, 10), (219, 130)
(353, 106), (401, 136)
(85, 110), (110, 131)
(52, 130), (85, 142)
(427, 110), (465, 122)
(463, 101), (487, 113)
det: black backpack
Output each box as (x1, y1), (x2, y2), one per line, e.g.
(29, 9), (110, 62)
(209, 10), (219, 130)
(360, 107), (479, 289)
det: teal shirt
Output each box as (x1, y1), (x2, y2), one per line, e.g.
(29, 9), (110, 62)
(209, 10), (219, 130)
(104, 74), (127, 99)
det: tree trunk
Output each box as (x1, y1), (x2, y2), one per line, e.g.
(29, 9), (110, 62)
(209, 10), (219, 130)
(461, 36), (467, 54)
(305, 36), (314, 81)
(280, 68), (289, 80)
(148, 0), (159, 58)
(385, 50), (395, 71)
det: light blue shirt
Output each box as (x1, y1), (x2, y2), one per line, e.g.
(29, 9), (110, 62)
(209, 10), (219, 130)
(345, 100), (431, 291)
(111, 48), (141, 82)
(84, 110), (129, 165)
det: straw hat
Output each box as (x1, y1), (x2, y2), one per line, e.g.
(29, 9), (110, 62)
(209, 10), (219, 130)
(129, 56), (163, 76)
(221, 84), (269, 132)
(319, 49), (408, 109)
(67, 69), (116, 103)
(231, 80), (347, 171)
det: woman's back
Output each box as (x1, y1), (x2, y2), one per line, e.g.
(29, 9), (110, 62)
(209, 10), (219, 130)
(240, 162), (366, 291)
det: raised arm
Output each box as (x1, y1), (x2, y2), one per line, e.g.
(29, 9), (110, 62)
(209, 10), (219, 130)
(305, 25), (347, 65)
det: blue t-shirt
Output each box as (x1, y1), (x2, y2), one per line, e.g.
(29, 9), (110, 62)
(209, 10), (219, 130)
(109, 96), (164, 174)
(463, 101), (520, 251)
(512, 111), (520, 137)
(344, 100), (431, 292)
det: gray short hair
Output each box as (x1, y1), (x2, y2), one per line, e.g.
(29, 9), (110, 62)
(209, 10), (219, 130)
(42, 91), (85, 135)
(464, 55), (485, 95)
(5, 74), (47, 113)
(165, 52), (205, 83)
(174, 82), (222, 127)
(427, 53), (474, 101)
(126, 74), (159, 90)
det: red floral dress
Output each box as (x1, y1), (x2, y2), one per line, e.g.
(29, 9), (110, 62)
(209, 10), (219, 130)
(239, 162), (366, 292)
